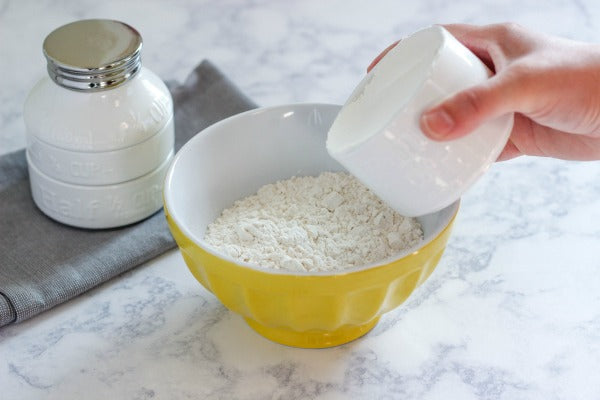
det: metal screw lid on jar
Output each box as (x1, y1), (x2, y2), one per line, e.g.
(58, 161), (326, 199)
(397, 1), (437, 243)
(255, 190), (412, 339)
(43, 19), (142, 91)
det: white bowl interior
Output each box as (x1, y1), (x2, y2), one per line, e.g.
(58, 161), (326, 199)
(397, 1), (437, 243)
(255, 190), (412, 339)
(164, 103), (458, 272)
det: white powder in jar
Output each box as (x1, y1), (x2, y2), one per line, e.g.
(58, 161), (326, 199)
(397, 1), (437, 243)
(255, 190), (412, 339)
(204, 172), (423, 272)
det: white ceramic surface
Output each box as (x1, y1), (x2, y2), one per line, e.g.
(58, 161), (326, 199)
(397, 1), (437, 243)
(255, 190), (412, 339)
(23, 67), (173, 152)
(327, 25), (514, 216)
(166, 103), (342, 243)
(27, 150), (173, 229)
(164, 102), (458, 275)
(27, 116), (174, 185)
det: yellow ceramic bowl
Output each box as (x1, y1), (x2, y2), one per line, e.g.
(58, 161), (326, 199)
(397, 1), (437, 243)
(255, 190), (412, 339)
(163, 103), (459, 348)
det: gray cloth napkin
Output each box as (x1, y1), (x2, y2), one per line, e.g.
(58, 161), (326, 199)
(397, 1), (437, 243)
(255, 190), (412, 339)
(0, 60), (256, 327)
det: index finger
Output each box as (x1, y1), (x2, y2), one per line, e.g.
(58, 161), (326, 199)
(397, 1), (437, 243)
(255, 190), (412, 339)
(367, 40), (400, 72)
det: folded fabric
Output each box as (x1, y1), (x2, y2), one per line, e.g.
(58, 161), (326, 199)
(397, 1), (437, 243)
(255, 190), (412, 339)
(0, 60), (256, 327)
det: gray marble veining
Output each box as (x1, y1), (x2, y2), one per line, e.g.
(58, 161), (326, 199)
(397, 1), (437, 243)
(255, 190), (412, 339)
(1, 1), (600, 399)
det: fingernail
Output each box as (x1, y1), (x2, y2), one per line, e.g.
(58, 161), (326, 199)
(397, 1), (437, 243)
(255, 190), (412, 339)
(421, 108), (455, 139)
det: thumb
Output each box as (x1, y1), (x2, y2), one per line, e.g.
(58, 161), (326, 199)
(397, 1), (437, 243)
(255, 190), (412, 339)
(420, 74), (517, 141)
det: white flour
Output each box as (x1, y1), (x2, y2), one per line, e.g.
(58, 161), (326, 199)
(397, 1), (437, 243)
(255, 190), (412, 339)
(204, 172), (423, 272)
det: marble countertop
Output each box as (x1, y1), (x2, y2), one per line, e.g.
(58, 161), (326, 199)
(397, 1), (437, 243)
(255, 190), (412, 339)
(2, 1), (600, 399)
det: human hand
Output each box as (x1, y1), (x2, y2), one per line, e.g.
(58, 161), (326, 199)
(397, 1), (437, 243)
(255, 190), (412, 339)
(369, 23), (600, 161)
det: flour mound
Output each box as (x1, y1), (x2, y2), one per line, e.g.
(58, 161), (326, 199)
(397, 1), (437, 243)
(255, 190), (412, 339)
(204, 172), (423, 272)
